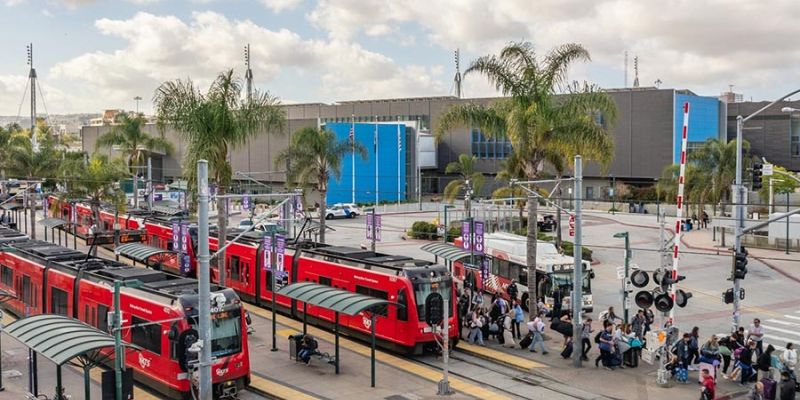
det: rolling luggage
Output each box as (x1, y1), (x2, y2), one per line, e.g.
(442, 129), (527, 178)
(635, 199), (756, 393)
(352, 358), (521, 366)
(675, 366), (689, 383)
(760, 377), (776, 400)
(561, 342), (573, 359)
(519, 333), (533, 349)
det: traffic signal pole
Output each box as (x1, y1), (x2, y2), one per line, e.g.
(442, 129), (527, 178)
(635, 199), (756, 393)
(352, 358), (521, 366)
(571, 156), (583, 368)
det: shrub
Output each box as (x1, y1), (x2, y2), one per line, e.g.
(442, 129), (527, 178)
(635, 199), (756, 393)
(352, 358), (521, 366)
(446, 226), (461, 243)
(409, 221), (438, 240)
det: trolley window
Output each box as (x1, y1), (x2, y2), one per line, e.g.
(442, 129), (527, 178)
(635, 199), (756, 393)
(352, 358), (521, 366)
(355, 285), (388, 317)
(132, 316), (162, 355)
(50, 287), (68, 316)
(319, 276), (332, 287)
(211, 309), (242, 357)
(22, 275), (31, 306)
(0, 265), (12, 287)
(230, 255), (241, 280)
(98, 304), (109, 332)
(413, 278), (452, 322)
(397, 289), (408, 321)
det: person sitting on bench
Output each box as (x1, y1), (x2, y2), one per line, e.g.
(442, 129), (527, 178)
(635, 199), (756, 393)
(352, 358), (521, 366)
(298, 335), (318, 365)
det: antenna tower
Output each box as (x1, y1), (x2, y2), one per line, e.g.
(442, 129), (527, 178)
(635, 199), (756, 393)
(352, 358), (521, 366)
(27, 43), (38, 152)
(624, 51), (628, 88)
(454, 49), (462, 98)
(633, 56), (640, 88)
(244, 44), (253, 102)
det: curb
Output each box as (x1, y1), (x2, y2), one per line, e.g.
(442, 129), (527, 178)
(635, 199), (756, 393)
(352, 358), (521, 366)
(455, 345), (533, 373)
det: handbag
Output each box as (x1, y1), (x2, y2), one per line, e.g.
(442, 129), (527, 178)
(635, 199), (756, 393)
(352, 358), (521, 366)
(630, 338), (643, 348)
(489, 322), (500, 333)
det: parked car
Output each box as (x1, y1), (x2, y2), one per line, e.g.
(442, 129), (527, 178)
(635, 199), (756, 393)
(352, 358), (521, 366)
(325, 204), (354, 219)
(238, 219), (254, 229)
(333, 203), (362, 217)
(537, 214), (557, 232)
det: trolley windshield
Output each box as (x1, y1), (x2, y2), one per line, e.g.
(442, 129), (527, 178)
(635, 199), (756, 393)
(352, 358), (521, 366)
(414, 276), (452, 322)
(211, 308), (242, 357)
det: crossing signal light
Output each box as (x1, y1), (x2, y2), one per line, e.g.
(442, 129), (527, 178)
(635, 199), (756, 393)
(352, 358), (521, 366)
(634, 291), (654, 308)
(659, 273), (686, 290)
(733, 248), (748, 280)
(654, 293), (674, 312)
(752, 163), (763, 190)
(675, 289), (692, 308)
(630, 270), (649, 288)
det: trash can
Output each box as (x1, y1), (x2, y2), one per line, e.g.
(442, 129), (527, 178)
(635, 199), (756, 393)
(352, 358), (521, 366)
(289, 334), (304, 360)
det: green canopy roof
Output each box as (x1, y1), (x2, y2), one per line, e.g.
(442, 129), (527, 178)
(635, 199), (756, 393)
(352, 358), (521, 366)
(420, 242), (471, 263)
(39, 217), (69, 229)
(276, 281), (393, 316)
(4, 314), (139, 367)
(115, 242), (175, 264)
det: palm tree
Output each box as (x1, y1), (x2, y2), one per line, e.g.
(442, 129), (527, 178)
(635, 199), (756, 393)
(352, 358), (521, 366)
(276, 127), (366, 243)
(690, 138), (749, 214)
(6, 127), (62, 240)
(435, 42), (617, 315)
(443, 154), (484, 215)
(96, 112), (174, 207)
(59, 154), (129, 234)
(154, 69), (285, 285)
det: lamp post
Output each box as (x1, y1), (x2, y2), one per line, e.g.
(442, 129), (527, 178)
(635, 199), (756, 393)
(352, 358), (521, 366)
(613, 232), (631, 325)
(731, 90), (800, 330)
(610, 174), (616, 215)
(114, 279), (142, 400)
(442, 205), (455, 244)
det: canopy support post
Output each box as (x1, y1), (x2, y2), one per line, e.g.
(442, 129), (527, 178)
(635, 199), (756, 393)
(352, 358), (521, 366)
(303, 302), (307, 335)
(371, 313), (376, 388)
(84, 364), (92, 400)
(55, 365), (63, 400)
(334, 312), (340, 375)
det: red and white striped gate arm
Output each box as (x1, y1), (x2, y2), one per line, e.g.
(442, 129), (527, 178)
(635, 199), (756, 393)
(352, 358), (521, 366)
(670, 102), (690, 325)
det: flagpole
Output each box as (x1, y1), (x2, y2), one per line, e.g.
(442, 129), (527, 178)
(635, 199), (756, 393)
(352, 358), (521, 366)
(352, 114), (356, 204)
(374, 118), (379, 206)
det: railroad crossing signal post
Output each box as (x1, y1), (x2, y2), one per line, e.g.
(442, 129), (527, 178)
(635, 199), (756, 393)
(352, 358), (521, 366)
(114, 279), (142, 400)
(613, 232), (631, 325)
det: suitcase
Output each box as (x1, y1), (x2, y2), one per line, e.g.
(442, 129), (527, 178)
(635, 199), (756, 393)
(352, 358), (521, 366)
(675, 367), (689, 383)
(760, 377), (776, 400)
(519, 333), (533, 349)
(561, 342), (573, 359)
(624, 349), (639, 368)
(697, 362), (716, 383)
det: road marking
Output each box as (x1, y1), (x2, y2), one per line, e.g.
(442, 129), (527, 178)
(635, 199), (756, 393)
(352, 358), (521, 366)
(765, 319), (800, 328)
(247, 306), (510, 399)
(760, 324), (800, 339)
(249, 374), (319, 400)
(784, 315), (800, 321)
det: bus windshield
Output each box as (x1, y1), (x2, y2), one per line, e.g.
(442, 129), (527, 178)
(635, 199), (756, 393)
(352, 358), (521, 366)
(211, 309), (242, 358)
(549, 272), (591, 293)
(414, 278), (452, 322)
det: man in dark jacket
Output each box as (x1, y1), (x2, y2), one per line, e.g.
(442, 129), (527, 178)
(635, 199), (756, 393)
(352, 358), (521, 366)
(675, 333), (692, 368)
(756, 344), (776, 380)
(739, 341), (757, 384)
(507, 280), (519, 302)
(779, 371), (796, 400)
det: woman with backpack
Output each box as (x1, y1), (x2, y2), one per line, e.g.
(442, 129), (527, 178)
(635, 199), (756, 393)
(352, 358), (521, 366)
(719, 333), (742, 379)
(596, 323), (617, 370)
(468, 308), (485, 346)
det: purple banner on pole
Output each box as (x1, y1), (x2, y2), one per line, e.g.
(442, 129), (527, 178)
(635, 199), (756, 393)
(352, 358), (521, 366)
(276, 235), (285, 272)
(181, 254), (191, 275)
(461, 221), (471, 251)
(375, 215), (382, 242)
(480, 258), (489, 286)
(474, 221), (485, 255)
(172, 222), (180, 251)
(180, 223), (189, 253)
(263, 235), (272, 271)
(242, 195), (250, 210)
(366, 214), (373, 239)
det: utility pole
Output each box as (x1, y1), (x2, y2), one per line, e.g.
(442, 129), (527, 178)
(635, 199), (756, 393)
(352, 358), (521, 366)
(571, 155), (583, 368)
(437, 296), (452, 395)
(196, 160), (212, 400)
(147, 157), (153, 210)
(614, 231), (631, 325)
(132, 166), (139, 209)
(27, 44), (38, 153)
(370, 208), (377, 252)
(114, 279), (142, 400)
(133, 96), (142, 115)
(610, 174), (616, 214)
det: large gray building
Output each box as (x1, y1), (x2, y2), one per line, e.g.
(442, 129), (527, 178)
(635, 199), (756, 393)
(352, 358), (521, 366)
(82, 87), (733, 201)
(726, 100), (800, 171)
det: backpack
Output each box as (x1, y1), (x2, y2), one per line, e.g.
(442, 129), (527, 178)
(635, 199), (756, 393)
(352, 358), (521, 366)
(733, 347), (744, 360)
(594, 331), (602, 344)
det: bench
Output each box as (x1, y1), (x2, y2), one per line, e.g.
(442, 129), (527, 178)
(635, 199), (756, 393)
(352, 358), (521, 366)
(289, 334), (337, 366)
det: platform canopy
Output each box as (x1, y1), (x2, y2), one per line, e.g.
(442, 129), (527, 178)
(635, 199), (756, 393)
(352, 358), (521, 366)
(420, 242), (471, 263)
(39, 218), (69, 229)
(4, 314), (139, 367)
(276, 281), (391, 316)
(115, 242), (175, 264)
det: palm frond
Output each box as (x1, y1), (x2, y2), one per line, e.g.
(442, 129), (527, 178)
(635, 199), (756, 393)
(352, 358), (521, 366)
(542, 43), (590, 91)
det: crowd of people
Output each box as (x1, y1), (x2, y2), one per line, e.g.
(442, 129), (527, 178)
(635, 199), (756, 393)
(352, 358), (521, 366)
(456, 284), (798, 399)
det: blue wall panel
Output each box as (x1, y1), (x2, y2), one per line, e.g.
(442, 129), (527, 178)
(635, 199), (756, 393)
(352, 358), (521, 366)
(674, 94), (721, 163)
(325, 123), (406, 205)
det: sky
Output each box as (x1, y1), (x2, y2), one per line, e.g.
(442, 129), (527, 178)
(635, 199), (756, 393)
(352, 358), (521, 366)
(1, 0), (799, 116)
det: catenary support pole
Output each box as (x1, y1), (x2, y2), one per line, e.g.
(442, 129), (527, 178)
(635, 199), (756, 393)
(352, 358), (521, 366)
(371, 314), (376, 388)
(733, 116), (743, 331)
(571, 155), (583, 368)
(335, 312), (340, 375)
(114, 281), (123, 400)
(437, 297), (452, 395)
(147, 157), (153, 210)
(84, 365), (91, 400)
(787, 193), (791, 255)
(271, 232), (277, 352)
(197, 160), (212, 400)
(370, 208), (377, 252)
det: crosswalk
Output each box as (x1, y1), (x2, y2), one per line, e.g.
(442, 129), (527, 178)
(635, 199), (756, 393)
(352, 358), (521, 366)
(718, 310), (800, 352)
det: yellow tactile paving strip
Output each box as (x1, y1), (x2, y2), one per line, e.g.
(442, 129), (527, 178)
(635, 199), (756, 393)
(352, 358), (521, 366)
(457, 340), (547, 371)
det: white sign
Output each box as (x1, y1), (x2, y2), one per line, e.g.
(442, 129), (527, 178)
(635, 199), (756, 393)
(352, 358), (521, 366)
(624, 297), (631, 309)
(616, 266), (625, 280)
(763, 163), (773, 176)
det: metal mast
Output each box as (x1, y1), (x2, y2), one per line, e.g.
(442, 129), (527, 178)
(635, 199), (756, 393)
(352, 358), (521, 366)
(27, 44), (38, 152)
(244, 44), (253, 102)
(633, 56), (640, 88)
(454, 49), (462, 99)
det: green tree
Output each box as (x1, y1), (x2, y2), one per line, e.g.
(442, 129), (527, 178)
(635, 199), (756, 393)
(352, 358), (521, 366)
(154, 69), (285, 284)
(758, 165), (799, 202)
(435, 42), (617, 314)
(690, 138), (749, 208)
(6, 126), (63, 240)
(97, 112), (174, 172)
(276, 127), (366, 243)
(59, 154), (129, 234)
(443, 154), (484, 215)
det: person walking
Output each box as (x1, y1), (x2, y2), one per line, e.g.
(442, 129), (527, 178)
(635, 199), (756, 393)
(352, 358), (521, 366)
(739, 340), (758, 384)
(527, 312), (548, 355)
(507, 280), (519, 303)
(643, 308), (655, 337)
(502, 309), (516, 348)
(467, 309), (485, 346)
(748, 381), (765, 400)
(756, 344), (776, 381)
(689, 326), (701, 370)
(600, 306), (622, 325)
(779, 370), (795, 400)
(581, 317), (594, 361)
(701, 211), (710, 229)
(780, 342), (796, 381)
(471, 289), (484, 311)
(512, 300), (524, 340)
(700, 368), (716, 400)
(676, 333), (693, 369)
(597, 323), (616, 370)
(700, 335), (722, 366)
(719, 333), (742, 379)
(748, 318), (765, 357)
(631, 309), (646, 339)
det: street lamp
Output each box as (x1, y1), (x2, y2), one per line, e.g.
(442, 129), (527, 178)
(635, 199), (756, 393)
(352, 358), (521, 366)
(442, 205), (455, 244)
(133, 96), (142, 115)
(114, 279), (142, 400)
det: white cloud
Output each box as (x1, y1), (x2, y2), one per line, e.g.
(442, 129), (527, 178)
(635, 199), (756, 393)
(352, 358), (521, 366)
(49, 11), (445, 112)
(260, 0), (301, 12)
(307, 0), (800, 96)
(126, 0), (161, 4)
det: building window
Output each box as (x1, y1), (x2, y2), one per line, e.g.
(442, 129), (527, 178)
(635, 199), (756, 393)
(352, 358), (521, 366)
(792, 117), (800, 157)
(471, 129), (512, 159)
(585, 187), (594, 200)
(132, 316), (162, 354)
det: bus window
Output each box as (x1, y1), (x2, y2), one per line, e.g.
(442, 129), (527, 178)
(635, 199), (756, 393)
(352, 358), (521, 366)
(491, 258), (500, 275)
(497, 259), (511, 279)
(518, 265), (528, 284)
(396, 289), (408, 321)
(508, 264), (520, 283)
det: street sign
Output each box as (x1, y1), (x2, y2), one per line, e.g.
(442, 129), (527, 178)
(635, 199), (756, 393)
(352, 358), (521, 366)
(616, 266), (625, 280)
(624, 297), (631, 309)
(263, 235), (272, 271)
(276, 234), (285, 272)
(474, 221), (484, 254)
(461, 221), (471, 250)
(569, 215), (575, 237)
(763, 163), (774, 176)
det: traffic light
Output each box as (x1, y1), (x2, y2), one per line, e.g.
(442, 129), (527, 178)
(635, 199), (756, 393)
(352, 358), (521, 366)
(733, 248), (748, 280)
(632, 269), (692, 312)
(675, 289), (692, 308)
(654, 293), (674, 312)
(752, 163), (763, 190)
